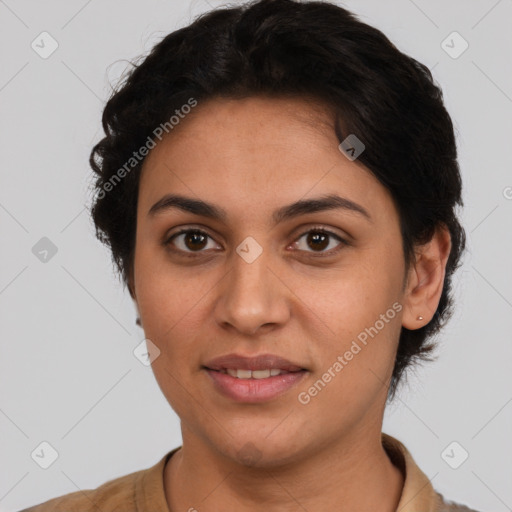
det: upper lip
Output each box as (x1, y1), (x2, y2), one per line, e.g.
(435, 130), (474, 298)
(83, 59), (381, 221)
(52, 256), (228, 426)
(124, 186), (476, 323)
(204, 353), (306, 372)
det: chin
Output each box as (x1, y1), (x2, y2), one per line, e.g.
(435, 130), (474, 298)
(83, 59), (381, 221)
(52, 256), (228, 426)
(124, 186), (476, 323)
(221, 435), (306, 469)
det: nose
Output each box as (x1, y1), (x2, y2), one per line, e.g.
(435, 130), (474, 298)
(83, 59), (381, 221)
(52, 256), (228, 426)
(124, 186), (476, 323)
(213, 245), (291, 336)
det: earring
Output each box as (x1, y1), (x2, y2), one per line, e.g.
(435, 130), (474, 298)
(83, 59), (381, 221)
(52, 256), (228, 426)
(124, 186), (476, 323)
(417, 315), (424, 321)
(136, 317), (141, 326)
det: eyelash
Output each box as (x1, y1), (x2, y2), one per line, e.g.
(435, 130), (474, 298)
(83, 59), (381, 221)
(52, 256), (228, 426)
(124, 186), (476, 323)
(164, 225), (349, 259)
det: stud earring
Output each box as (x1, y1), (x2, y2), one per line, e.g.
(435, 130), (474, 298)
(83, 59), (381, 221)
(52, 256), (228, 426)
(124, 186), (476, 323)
(417, 315), (424, 321)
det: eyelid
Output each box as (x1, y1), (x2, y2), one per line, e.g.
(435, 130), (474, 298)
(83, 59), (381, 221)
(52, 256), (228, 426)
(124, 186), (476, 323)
(293, 224), (350, 243)
(164, 224), (221, 243)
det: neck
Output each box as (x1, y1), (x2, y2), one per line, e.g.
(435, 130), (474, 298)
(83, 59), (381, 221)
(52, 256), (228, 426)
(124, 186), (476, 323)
(164, 426), (404, 512)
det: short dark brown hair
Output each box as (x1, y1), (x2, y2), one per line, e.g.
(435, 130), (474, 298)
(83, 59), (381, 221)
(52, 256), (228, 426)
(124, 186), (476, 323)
(88, 0), (466, 400)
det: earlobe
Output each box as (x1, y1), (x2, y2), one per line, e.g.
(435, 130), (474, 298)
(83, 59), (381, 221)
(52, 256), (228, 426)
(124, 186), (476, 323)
(133, 299), (142, 327)
(401, 225), (451, 330)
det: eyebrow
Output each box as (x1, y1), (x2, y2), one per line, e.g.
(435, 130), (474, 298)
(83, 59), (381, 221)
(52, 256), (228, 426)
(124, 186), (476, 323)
(148, 193), (372, 224)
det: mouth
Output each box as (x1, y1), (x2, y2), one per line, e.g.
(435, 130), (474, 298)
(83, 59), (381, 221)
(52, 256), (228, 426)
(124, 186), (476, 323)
(202, 353), (308, 403)
(203, 367), (309, 404)
(205, 367), (304, 379)
(203, 353), (306, 373)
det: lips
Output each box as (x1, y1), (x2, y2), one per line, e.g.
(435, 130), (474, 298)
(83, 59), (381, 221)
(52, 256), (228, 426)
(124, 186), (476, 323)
(203, 353), (308, 402)
(203, 353), (306, 373)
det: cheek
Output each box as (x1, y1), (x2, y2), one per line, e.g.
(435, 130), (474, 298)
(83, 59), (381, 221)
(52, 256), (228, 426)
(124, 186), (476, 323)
(134, 242), (198, 336)
(306, 246), (403, 337)
(134, 254), (216, 387)
(298, 297), (402, 429)
(302, 245), (404, 394)
(137, 265), (209, 419)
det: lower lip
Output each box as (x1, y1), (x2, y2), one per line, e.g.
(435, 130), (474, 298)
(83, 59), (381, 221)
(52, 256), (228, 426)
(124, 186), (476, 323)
(204, 369), (307, 403)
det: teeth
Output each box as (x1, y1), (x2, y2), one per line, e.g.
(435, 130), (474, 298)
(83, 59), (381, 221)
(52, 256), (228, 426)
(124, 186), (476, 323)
(252, 369), (270, 379)
(223, 368), (286, 379)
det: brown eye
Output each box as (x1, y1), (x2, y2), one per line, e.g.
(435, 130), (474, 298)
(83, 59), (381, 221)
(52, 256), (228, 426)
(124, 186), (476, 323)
(183, 231), (208, 251)
(306, 232), (330, 251)
(294, 228), (348, 255)
(166, 229), (218, 254)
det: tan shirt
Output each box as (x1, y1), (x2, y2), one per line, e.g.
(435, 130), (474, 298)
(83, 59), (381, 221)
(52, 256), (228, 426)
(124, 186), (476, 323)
(19, 433), (480, 512)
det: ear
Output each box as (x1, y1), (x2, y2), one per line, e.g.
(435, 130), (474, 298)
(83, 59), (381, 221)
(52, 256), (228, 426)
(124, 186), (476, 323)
(402, 224), (452, 329)
(128, 272), (142, 328)
(128, 279), (136, 301)
(127, 264), (138, 304)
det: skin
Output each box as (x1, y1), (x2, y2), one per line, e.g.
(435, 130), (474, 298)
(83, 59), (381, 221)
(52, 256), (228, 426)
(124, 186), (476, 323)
(128, 96), (451, 512)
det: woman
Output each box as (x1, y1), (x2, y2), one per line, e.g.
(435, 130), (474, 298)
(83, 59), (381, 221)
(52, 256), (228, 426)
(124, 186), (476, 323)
(20, 0), (480, 510)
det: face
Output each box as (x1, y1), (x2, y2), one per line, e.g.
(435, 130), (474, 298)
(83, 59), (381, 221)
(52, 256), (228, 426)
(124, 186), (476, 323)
(130, 96), (410, 467)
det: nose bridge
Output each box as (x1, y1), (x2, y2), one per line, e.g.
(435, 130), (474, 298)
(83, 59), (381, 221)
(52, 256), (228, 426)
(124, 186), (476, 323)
(232, 243), (268, 294)
(214, 239), (288, 334)
(228, 243), (272, 309)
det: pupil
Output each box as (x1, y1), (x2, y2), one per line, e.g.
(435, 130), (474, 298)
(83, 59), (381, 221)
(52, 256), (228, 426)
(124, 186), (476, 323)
(308, 232), (328, 251)
(186, 231), (207, 250)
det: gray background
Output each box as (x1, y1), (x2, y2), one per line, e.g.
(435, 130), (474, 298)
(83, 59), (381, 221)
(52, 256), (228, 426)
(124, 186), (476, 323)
(1, 0), (511, 511)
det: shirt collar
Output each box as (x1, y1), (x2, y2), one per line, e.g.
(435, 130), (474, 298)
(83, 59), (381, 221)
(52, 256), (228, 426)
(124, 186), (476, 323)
(382, 432), (441, 511)
(138, 433), (441, 511)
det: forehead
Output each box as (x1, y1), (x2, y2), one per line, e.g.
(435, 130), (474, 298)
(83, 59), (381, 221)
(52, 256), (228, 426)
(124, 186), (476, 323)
(146, 95), (338, 158)
(137, 96), (390, 224)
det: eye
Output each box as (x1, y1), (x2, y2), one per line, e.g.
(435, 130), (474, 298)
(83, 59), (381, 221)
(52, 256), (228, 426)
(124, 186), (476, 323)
(165, 228), (220, 256)
(164, 226), (349, 258)
(292, 227), (348, 256)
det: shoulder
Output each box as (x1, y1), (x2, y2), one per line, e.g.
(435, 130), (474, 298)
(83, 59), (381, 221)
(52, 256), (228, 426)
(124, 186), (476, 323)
(16, 447), (180, 512)
(436, 491), (483, 512)
(381, 433), (483, 512)
(18, 468), (139, 512)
